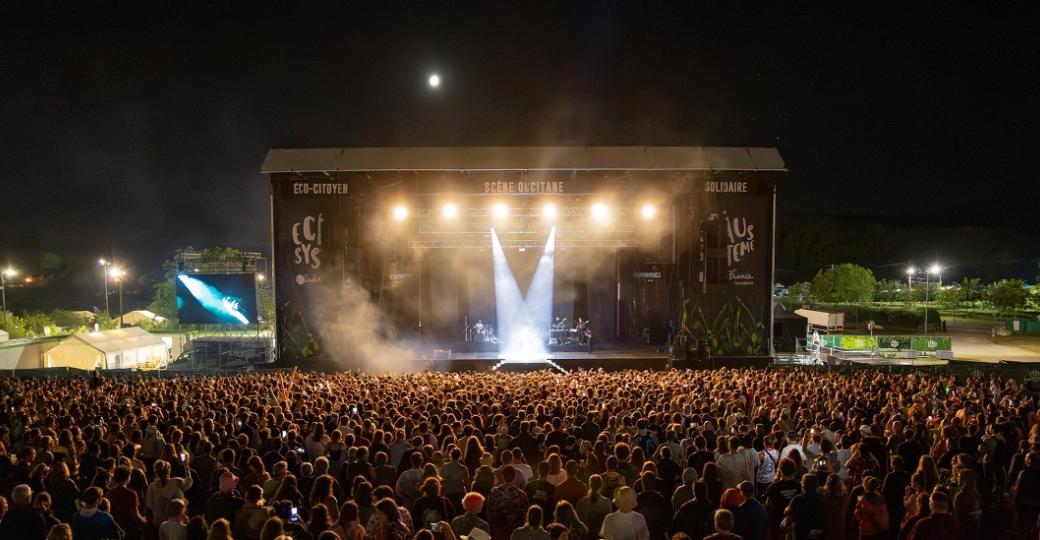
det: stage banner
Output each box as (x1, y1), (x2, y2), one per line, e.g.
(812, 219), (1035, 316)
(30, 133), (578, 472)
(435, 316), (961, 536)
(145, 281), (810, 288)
(684, 176), (775, 356)
(272, 177), (355, 359)
(338, 170), (690, 196)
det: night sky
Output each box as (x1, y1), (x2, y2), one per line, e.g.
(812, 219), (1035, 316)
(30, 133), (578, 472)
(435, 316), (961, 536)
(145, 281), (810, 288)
(1, 2), (1037, 309)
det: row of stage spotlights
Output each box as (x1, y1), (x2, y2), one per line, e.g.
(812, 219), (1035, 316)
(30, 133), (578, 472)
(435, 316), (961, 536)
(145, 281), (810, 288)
(391, 202), (658, 222)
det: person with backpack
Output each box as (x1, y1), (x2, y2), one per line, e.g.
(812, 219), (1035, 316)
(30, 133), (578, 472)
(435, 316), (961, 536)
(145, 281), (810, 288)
(71, 487), (123, 540)
(757, 436), (780, 498)
(633, 420), (660, 457)
(140, 421), (166, 468)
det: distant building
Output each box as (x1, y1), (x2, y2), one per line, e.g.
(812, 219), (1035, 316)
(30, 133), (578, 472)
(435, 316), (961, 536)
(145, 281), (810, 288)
(119, 310), (168, 327)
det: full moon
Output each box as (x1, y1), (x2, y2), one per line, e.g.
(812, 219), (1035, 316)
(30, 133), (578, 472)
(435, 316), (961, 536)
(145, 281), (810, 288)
(428, 73), (441, 88)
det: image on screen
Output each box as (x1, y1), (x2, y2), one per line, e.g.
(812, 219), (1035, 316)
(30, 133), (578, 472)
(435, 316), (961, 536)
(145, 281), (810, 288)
(175, 274), (258, 325)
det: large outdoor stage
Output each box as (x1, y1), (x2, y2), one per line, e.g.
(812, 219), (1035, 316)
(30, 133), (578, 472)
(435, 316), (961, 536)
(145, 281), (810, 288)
(262, 146), (785, 370)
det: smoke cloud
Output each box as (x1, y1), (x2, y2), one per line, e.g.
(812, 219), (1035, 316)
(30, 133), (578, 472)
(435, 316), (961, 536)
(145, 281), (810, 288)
(311, 280), (429, 373)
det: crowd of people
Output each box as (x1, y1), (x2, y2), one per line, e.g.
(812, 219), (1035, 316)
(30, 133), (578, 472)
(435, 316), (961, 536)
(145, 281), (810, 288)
(0, 367), (1036, 540)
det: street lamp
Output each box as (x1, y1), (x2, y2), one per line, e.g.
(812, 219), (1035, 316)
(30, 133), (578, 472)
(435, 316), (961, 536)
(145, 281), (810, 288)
(110, 267), (125, 328)
(924, 264), (941, 335)
(1, 267), (16, 334)
(98, 259), (112, 314)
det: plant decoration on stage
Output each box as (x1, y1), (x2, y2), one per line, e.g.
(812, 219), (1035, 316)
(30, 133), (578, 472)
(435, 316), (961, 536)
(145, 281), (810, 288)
(283, 306), (321, 358)
(682, 295), (765, 355)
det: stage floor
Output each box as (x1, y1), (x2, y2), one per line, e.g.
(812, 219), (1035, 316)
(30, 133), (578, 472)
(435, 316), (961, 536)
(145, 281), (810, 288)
(421, 346), (674, 371)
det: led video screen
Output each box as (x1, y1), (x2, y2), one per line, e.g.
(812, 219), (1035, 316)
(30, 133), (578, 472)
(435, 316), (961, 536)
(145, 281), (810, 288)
(175, 274), (258, 325)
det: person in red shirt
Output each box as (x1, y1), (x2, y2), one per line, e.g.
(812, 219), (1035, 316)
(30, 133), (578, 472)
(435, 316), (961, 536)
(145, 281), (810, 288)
(908, 492), (957, 540)
(106, 466), (147, 540)
(852, 476), (889, 540)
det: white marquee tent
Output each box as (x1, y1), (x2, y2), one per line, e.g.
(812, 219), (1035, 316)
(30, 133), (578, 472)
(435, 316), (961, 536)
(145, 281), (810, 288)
(45, 327), (168, 370)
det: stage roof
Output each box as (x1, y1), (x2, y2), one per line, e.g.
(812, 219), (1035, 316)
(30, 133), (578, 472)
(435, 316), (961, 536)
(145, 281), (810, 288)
(261, 146), (785, 174)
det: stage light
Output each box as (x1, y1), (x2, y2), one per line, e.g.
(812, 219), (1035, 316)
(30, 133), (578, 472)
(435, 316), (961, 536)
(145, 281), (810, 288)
(442, 202), (458, 219)
(491, 203), (508, 220)
(392, 205), (409, 221)
(590, 202), (610, 224)
(641, 203), (657, 220)
(428, 73), (441, 88)
(542, 203), (557, 220)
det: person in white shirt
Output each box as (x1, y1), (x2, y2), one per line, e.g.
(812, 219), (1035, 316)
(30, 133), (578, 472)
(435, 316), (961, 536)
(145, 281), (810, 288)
(145, 460), (193, 526)
(716, 437), (755, 490)
(158, 498), (188, 540)
(263, 461), (288, 499)
(510, 448), (533, 484)
(600, 486), (649, 540)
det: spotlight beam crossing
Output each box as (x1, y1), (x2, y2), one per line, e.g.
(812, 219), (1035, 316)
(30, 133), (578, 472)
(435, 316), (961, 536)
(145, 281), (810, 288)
(490, 227), (557, 362)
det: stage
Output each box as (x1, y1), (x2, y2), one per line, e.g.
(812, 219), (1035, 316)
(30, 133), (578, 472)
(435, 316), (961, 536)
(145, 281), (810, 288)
(264, 146), (784, 366)
(419, 346), (673, 372)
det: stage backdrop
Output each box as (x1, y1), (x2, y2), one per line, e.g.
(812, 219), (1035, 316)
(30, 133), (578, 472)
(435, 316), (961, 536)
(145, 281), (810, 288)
(272, 177), (358, 358)
(684, 176), (775, 356)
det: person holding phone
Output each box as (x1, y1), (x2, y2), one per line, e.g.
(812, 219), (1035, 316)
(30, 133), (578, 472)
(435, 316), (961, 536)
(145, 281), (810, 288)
(369, 497), (413, 540)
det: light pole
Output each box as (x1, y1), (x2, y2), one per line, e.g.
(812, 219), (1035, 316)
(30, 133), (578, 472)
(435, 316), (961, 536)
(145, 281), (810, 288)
(110, 267), (125, 328)
(1, 267), (16, 333)
(906, 266), (915, 307)
(931, 263), (943, 288)
(99, 259), (111, 314)
(927, 264), (941, 335)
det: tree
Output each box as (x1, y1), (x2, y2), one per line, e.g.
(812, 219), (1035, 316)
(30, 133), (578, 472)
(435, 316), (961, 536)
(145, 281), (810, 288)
(93, 311), (118, 331)
(873, 279), (907, 302)
(983, 279), (1028, 315)
(938, 284), (966, 308)
(147, 278), (177, 325)
(8, 311), (58, 339)
(49, 309), (88, 331)
(959, 277), (983, 304)
(787, 282), (813, 303)
(910, 281), (940, 303)
(810, 264), (876, 303)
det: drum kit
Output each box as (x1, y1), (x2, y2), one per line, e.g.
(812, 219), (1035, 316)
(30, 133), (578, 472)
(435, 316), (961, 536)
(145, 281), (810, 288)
(464, 317), (590, 346)
(468, 319), (498, 343)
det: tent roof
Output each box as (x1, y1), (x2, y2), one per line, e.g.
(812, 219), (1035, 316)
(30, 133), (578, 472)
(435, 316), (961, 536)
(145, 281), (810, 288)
(261, 146), (786, 174)
(122, 309), (167, 322)
(66, 327), (164, 354)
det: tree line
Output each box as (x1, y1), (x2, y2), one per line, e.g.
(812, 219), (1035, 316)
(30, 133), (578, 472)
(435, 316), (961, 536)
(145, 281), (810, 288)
(786, 263), (1038, 315)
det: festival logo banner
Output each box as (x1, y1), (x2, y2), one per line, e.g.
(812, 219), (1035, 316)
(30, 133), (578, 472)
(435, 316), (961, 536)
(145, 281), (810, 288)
(685, 176), (773, 356)
(274, 178), (352, 358)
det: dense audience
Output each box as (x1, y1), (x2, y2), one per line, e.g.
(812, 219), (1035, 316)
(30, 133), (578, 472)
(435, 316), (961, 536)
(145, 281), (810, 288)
(0, 367), (1035, 540)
